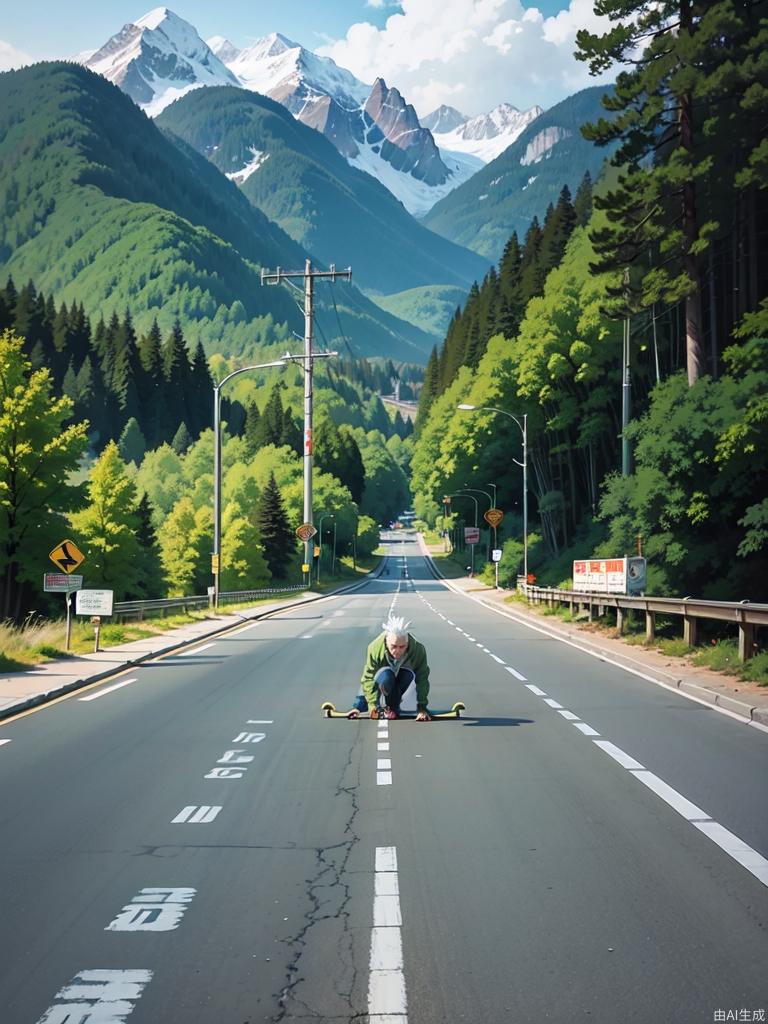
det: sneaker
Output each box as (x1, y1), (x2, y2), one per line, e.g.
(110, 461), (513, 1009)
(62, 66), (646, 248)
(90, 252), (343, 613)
(384, 707), (398, 720)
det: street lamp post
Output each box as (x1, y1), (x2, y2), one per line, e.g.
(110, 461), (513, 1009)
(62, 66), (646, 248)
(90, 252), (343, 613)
(316, 513), (334, 583)
(447, 491), (478, 576)
(458, 404), (529, 583)
(213, 359), (287, 608)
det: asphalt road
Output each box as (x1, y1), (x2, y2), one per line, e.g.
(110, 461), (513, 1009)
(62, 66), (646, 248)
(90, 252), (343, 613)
(1, 533), (766, 1023)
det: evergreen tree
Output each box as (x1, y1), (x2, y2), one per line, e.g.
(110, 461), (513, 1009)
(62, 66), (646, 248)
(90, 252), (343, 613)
(244, 401), (261, 458)
(498, 231), (524, 338)
(415, 346), (439, 434)
(574, 0), (744, 383)
(574, 171), (593, 227)
(111, 309), (142, 423)
(135, 492), (167, 599)
(172, 421), (193, 454)
(189, 340), (213, 437)
(255, 472), (295, 578)
(137, 319), (164, 447)
(253, 382), (285, 448)
(161, 319), (192, 441)
(280, 407), (302, 455)
(118, 416), (148, 465)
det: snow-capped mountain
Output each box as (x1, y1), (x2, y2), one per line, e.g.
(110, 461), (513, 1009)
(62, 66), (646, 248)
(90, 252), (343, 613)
(84, 8), (239, 116)
(206, 35), (241, 65)
(421, 105), (468, 134)
(429, 102), (543, 164)
(220, 33), (474, 215)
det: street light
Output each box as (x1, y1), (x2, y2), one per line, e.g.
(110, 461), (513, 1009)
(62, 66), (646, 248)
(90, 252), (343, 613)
(446, 491), (478, 576)
(458, 403), (528, 582)
(316, 513), (334, 583)
(213, 359), (287, 607)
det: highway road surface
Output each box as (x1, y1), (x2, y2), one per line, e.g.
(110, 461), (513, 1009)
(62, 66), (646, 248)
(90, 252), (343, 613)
(1, 533), (766, 1023)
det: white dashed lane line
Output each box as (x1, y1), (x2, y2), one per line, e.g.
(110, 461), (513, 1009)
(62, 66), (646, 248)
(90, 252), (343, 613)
(78, 678), (138, 702)
(415, 584), (768, 890)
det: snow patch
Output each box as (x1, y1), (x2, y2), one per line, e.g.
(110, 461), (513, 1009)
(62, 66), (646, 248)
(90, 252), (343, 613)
(226, 147), (270, 184)
(522, 175), (537, 190)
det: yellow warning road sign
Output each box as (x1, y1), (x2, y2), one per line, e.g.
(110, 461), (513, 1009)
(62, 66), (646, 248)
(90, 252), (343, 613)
(484, 508), (504, 529)
(296, 523), (317, 542)
(49, 539), (85, 574)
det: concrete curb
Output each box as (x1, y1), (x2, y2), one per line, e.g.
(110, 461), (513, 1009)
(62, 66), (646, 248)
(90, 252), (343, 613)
(0, 567), (384, 722)
(421, 544), (768, 729)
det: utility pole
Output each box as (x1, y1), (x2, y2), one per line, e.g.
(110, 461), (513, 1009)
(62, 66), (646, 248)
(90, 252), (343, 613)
(261, 261), (351, 585)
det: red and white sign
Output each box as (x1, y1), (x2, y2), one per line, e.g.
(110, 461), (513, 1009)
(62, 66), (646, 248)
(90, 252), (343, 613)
(464, 527), (480, 546)
(573, 557), (646, 595)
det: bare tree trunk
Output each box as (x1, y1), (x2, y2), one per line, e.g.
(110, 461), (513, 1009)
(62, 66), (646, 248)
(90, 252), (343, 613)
(707, 246), (719, 378)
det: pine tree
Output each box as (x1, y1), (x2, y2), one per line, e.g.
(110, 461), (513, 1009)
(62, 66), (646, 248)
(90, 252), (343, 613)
(498, 231), (524, 338)
(573, 171), (593, 227)
(161, 319), (193, 441)
(171, 421), (193, 454)
(118, 417), (148, 465)
(280, 407), (302, 454)
(135, 492), (167, 599)
(255, 472), (296, 578)
(189, 340), (213, 437)
(244, 401), (261, 458)
(415, 346), (439, 433)
(253, 382), (286, 448)
(574, 0), (726, 383)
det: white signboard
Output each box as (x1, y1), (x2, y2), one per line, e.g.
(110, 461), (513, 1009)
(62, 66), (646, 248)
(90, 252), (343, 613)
(43, 573), (83, 592)
(464, 527), (480, 545)
(75, 589), (114, 616)
(492, 549), (502, 562)
(572, 557), (646, 595)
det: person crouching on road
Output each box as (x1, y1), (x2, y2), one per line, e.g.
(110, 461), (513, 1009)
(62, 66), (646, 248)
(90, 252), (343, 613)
(360, 615), (432, 721)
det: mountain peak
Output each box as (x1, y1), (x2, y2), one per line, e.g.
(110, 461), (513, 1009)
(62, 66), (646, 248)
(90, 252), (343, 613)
(421, 105), (468, 133)
(239, 32), (301, 61)
(135, 6), (175, 31)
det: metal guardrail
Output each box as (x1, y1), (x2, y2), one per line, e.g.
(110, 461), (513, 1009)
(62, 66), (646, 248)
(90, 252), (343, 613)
(521, 583), (767, 661)
(113, 585), (307, 621)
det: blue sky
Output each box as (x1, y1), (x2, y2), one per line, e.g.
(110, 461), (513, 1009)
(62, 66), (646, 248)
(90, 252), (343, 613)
(4, 1), (570, 58)
(2, 1), (606, 114)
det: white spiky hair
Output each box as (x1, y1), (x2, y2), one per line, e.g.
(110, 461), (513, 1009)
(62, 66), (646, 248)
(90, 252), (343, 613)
(382, 614), (410, 640)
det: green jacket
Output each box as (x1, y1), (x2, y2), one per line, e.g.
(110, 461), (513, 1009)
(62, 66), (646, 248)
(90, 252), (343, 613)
(361, 632), (430, 711)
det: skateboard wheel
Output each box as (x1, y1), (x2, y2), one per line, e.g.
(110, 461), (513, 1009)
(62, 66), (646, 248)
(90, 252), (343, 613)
(347, 710), (360, 719)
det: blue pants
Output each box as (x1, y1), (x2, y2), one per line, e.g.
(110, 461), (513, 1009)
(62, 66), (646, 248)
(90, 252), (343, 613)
(373, 666), (416, 710)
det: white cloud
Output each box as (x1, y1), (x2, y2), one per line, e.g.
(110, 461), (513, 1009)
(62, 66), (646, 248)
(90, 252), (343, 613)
(318, 0), (613, 116)
(0, 39), (33, 72)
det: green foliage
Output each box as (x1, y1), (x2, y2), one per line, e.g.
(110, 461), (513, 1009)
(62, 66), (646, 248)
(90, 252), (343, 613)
(0, 330), (89, 618)
(68, 442), (143, 598)
(356, 516), (380, 558)
(255, 472), (296, 579)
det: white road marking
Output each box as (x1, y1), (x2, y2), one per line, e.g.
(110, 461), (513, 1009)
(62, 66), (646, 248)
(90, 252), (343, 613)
(233, 731), (266, 743)
(489, 654), (505, 664)
(176, 643), (215, 656)
(300, 635), (313, 639)
(526, 684), (547, 697)
(377, 759), (392, 770)
(692, 821), (768, 886)
(378, 742), (390, 751)
(79, 678), (137, 701)
(629, 770), (708, 820)
(106, 888), (195, 932)
(247, 720), (274, 724)
(369, 848), (407, 1021)
(172, 805), (222, 824)
(446, 620), (455, 625)
(593, 740), (645, 771)
(0, 739), (11, 747)
(377, 772), (393, 786)
(543, 698), (564, 709)
(465, 635), (476, 641)
(455, 626), (463, 632)
(557, 710), (580, 721)
(36, 969), (153, 1024)
(505, 666), (527, 681)
(573, 722), (601, 736)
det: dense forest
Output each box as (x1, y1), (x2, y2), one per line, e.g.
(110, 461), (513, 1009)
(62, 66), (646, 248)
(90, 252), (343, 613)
(0, 278), (415, 619)
(411, 0), (768, 601)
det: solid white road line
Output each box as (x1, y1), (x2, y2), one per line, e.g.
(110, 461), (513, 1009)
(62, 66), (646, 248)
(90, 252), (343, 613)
(78, 678), (137, 701)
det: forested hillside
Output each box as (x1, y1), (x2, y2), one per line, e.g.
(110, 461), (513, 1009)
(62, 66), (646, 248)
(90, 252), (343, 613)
(157, 87), (490, 298)
(0, 62), (433, 362)
(412, 1), (768, 602)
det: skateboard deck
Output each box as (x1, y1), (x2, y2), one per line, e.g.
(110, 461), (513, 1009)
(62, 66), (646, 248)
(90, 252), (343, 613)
(321, 701), (465, 720)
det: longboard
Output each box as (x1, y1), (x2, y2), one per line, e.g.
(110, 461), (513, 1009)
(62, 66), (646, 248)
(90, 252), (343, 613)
(321, 701), (465, 720)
